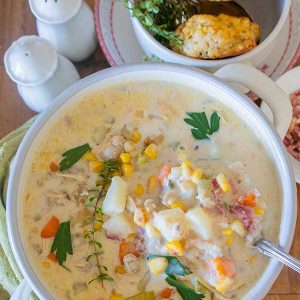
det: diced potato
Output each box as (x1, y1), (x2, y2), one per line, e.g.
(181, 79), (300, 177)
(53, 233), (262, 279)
(169, 167), (182, 181)
(103, 213), (136, 240)
(197, 180), (211, 199)
(231, 219), (246, 237)
(186, 207), (214, 240)
(152, 208), (188, 241)
(144, 223), (161, 238)
(102, 176), (128, 216)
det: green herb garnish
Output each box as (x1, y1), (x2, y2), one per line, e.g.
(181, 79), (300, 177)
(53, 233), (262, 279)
(148, 255), (191, 276)
(124, 0), (184, 47)
(184, 112), (220, 140)
(51, 221), (73, 265)
(59, 143), (91, 171)
(85, 160), (120, 285)
(166, 275), (205, 300)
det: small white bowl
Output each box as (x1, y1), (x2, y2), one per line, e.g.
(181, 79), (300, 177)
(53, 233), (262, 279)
(276, 66), (300, 183)
(129, 0), (291, 71)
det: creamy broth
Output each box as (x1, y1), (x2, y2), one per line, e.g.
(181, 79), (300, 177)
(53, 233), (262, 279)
(22, 81), (281, 300)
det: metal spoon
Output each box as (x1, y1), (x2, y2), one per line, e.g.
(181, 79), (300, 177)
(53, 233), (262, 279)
(254, 239), (300, 273)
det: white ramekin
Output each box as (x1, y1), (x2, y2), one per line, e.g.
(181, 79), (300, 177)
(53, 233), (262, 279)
(129, 0), (291, 71)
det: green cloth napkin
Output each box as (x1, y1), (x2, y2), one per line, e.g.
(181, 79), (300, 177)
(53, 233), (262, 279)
(0, 117), (37, 299)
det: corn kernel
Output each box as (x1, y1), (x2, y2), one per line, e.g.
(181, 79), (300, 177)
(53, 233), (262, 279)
(124, 140), (135, 152)
(192, 168), (203, 183)
(166, 240), (185, 256)
(147, 176), (158, 193)
(93, 222), (102, 230)
(171, 202), (187, 212)
(42, 261), (50, 268)
(83, 152), (98, 162)
(148, 257), (169, 275)
(145, 223), (161, 238)
(120, 152), (131, 164)
(216, 277), (234, 293)
(216, 173), (230, 192)
(137, 154), (149, 167)
(225, 236), (234, 246)
(109, 294), (124, 300)
(254, 207), (265, 216)
(144, 143), (158, 160)
(122, 164), (134, 177)
(231, 219), (246, 237)
(131, 131), (141, 143)
(115, 265), (126, 274)
(112, 171), (121, 177)
(134, 208), (148, 227)
(222, 227), (233, 236)
(89, 161), (104, 173)
(134, 184), (144, 196)
(181, 160), (192, 168)
(248, 254), (258, 265)
(181, 160), (193, 176)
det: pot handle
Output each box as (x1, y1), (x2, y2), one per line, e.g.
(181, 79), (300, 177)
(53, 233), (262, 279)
(214, 63), (292, 139)
(11, 279), (32, 300)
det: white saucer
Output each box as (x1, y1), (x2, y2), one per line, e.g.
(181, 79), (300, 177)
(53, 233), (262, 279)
(276, 66), (300, 183)
(95, 0), (300, 79)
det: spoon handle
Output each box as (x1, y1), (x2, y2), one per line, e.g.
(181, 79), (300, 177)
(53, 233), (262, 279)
(255, 239), (300, 273)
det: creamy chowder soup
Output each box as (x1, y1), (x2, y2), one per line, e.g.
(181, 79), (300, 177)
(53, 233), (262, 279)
(22, 81), (281, 300)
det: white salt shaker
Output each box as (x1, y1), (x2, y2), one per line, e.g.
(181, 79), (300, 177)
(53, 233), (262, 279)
(4, 35), (80, 112)
(29, 0), (97, 62)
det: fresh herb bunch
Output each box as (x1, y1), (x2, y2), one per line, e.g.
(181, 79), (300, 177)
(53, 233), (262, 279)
(85, 159), (120, 285)
(125, 0), (190, 47)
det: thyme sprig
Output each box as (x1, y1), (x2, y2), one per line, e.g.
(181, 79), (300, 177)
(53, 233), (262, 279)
(85, 160), (120, 286)
(124, 0), (187, 47)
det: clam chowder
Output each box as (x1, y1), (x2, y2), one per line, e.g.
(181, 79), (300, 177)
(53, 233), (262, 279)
(22, 81), (281, 300)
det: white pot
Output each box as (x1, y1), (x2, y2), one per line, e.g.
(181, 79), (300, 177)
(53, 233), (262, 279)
(29, 0), (97, 62)
(7, 63), (296, 300)
(129, 0), (291, 72)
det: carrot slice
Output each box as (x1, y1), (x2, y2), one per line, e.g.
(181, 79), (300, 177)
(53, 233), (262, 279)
(119, 242), (140, 264)
(158, 165), (171, 185)
(160, 287), (172, 298)
(47, 252), (58, 263)
(41, 216), (60, 238)
(212, 257), (236, 278)
(49, 162), (59, 172)
(242, 194), (256, 207)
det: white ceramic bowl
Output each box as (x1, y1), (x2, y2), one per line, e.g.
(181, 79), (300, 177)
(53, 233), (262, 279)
(129, 0), (291, 71)
(7, 63), (296, 300)
(276, 66), (300, 183)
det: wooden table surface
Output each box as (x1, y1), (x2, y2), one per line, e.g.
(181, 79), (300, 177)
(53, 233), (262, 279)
(1, 1), (299, 299)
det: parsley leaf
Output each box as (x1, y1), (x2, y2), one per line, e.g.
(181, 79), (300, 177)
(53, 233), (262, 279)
(184, 111), (220, 140)
(59, 143), (91, 171)
(166, 275), (205, 300)
(148, 255), (191, 276)
(51, 221), (73, 265)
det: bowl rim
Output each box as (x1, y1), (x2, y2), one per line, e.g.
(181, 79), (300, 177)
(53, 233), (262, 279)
(128, 0), (291, 66)
(6, 63), (297, 300)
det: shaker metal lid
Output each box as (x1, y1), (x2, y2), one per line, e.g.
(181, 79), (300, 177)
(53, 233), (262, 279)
(4, 35), (58, 86)
(29, 0), (82, 24)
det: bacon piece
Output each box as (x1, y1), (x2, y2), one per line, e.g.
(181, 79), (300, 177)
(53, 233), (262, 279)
(229, 205), (253, 230)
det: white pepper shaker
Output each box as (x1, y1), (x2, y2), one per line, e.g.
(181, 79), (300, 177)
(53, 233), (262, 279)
(4, 35), (80, 112)
(29, 0), (97, 62)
